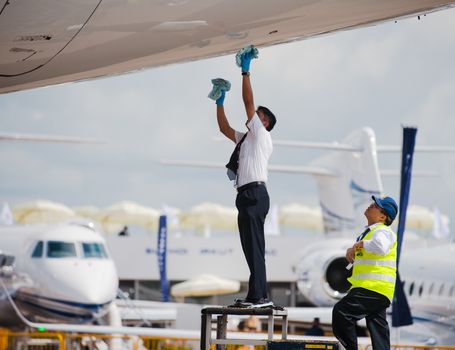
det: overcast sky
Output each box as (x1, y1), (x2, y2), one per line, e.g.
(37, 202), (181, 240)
(1, 7), (455, 232)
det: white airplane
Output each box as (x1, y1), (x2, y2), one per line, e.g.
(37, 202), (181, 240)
(0, 221), (223, 350)
(1, 0), (455, 94)
(0, 221), (118, 327)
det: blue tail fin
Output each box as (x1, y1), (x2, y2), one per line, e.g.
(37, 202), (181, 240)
(392, 126), (417, 327)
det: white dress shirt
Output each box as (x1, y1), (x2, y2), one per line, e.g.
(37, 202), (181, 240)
(363, 222), (396, 256)
(234, 113), (273, 187)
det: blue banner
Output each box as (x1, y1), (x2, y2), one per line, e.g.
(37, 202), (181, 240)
(392, 127), (416, 327)
(157, 215), (169, 302)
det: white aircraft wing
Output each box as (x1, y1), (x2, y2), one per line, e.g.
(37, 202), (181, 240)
(273, 140), (362, 152)
(160, 160), (337, 177)
(160, 159), (436, 177)
(1, 1), (454, 93)
(274, 140), (455, 153)
(0, 133), (104, 144)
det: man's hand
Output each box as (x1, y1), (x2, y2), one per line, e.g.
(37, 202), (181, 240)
(216, 90), (226, 106)
(241, 51), (254, 73)
(346, 241), (364, 263)
(346, 247), (355, 263)
(236, 45), (258, 72)
(353, 241), (364, 250)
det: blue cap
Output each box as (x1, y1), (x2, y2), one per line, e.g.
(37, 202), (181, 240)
(372, 195), (398, 222)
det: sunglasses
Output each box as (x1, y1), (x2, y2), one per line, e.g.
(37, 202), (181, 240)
(371, 202), (387, 216)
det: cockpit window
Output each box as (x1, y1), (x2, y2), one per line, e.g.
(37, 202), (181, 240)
(47, 241), (77, 258)
(31, 241), (43, 258)
(82, 243), (108, 259)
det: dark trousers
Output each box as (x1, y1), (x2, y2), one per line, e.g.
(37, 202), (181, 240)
(235, 184), (269, 301)
(332, 288), (391, 350)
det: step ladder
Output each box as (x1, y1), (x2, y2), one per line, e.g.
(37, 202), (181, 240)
(200, 306), (288, 349)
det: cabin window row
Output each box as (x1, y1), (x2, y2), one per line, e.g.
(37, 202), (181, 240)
(31, 241), (108, 259)
(403, 280), (455, 298)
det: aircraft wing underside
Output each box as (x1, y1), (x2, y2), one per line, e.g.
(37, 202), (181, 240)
(1, 0), (454, 93)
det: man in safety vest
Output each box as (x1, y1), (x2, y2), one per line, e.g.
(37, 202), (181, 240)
(332, 195), (399, 350)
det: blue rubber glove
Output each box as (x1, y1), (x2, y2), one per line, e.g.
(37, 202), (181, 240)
(216, 90), (226, 106)
(241, 51), (253, 72)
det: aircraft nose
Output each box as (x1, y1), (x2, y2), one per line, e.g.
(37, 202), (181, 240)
(77, 261), (118, 304)
(50, 260), (118, 304)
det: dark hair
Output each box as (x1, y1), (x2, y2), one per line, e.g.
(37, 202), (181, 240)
(385, 216), (394, 226)
(257, 106), (276, 131)
(379, 208), (394, 226)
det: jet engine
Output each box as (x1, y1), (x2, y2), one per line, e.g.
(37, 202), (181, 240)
(294, 239), (354, 306)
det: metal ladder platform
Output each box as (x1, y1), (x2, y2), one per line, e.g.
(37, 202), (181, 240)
(200, 306), (288, 349)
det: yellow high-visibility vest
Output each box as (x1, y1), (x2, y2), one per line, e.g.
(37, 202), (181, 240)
(348, 223), (397, 301)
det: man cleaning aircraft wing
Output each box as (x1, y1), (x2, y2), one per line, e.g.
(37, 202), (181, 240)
(211, 45), (277, 309)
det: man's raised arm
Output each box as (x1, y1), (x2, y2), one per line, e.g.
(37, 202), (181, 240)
(216, 90), (235, 142)
(242, 73), (255, 121)
(239, 48), (257, 121)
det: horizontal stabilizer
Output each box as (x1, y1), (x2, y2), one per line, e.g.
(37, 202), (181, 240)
(160, 160), (337, 177)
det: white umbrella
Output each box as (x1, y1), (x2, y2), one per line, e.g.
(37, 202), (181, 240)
(279, 203), (323, 231)
(162, 204), (181, 230)
(73, 205), (100, 220)
(179, 202), (237, 231)
(97, 201), (159, 233)
(406, 205), (449, 231)
(170, 274), (240, 297)
(13, 200), (76, 224)
(405, 205), (434, 230)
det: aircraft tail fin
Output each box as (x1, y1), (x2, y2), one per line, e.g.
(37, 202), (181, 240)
(310, 127), (383, 235)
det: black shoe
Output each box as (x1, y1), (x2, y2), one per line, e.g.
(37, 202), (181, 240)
(248, 298), (274, 309)
(229, 298), (253, 308)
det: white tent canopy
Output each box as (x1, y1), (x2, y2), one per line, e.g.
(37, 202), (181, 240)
(97, 201), (160, 233)
(279, 203), (323, 231)
(73, 205), (100, 220)
(13, 200), (76, 224)
(406, 205), (449, 230)
(170, 274), (240, 298)
(179, 202), (237, 231)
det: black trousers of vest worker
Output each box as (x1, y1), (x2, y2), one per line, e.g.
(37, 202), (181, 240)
(235, 184), (270, 302)
(332, 287), (391, 350)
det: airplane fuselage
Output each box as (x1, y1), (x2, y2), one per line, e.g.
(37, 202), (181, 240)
(0, 222), (118, 326)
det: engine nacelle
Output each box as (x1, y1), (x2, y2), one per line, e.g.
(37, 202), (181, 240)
(294, 239), (354, 306)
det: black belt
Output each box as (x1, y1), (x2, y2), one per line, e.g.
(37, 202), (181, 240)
(237, 181), (266, 193)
